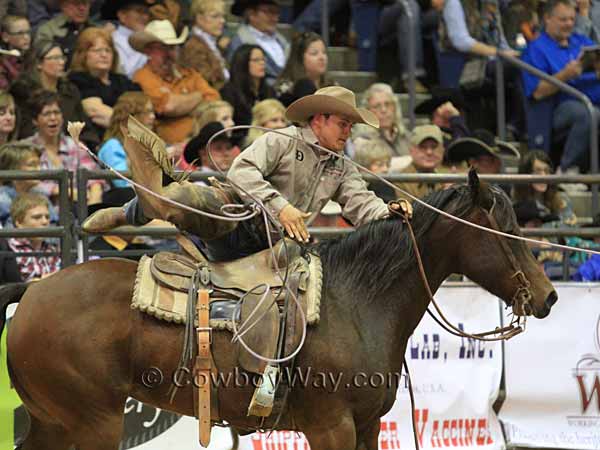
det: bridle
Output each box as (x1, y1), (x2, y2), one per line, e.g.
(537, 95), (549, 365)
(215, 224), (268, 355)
(389, 194), (530, 343)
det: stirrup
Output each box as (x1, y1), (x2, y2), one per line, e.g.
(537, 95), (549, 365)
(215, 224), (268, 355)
(247, 364), (279, 417)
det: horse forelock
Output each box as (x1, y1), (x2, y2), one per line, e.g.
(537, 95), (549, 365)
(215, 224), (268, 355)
(315, 185), (477, 305)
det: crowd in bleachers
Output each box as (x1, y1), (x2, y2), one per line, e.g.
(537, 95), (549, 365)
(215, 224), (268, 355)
(0, 0), (599, 283)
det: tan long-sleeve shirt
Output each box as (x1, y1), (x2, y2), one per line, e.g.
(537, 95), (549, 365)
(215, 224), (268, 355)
(227, 125), (389, 227)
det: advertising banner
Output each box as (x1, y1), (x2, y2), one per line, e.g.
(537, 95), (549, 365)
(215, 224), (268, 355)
(499, 284), (600, 450)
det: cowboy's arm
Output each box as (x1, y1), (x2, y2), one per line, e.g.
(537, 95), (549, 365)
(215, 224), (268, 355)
(227, 132), (290, 216)
(334, 163), (390, 227)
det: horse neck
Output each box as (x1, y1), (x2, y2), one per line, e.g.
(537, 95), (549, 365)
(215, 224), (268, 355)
(378, 225), (455, 368)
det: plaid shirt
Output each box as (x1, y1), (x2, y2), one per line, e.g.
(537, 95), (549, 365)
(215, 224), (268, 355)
(24, 133), (104, 197)
(7, 238), (61, 281)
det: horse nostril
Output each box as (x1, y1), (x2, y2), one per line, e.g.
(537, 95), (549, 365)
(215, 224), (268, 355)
(545, 291), (558, 309)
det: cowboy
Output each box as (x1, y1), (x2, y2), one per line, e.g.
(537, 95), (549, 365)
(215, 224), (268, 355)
(395, 124), (446, 202)
(83, 86), (412, 261)
(101, 0), (151, 78)
(129, 20), (220, 145)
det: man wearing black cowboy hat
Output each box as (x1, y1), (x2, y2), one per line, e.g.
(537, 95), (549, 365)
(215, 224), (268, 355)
(414, 86), (471, 149)
(102, 0), (151, 78)
(83, 86), (411, 261)
(227, 0), (289, 84)
(182, 121), (241, 174)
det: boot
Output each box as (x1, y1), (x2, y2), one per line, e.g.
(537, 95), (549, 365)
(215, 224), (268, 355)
(122, 116), (174, 221)
(82, 207), (127, 233)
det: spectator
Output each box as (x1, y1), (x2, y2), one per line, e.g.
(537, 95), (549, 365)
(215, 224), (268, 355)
(395, 124), (445, 201)
(352, 83), (411, 170)
(99, 91), (155, 189)
(228, 0), (290, 85)
(244, 98), (286, 147)
(446, 129), (520, 174)
(414, 86), (471, 150)
(513, 149), (576, 224)
(0, 15), (30, 89)
(192, 99), (235, 137)
(353, 142), (395, 202)
(522, 0), (600, 173)
(574, 0), (600, 41)
(68, 27), (140, 133)
(0, 0), (27, 24)
(101, 0), (150, 79)
(23, 90), (104, 204)
(275, 31), (330, 106)
(130, 19), (220, 145)
(0, 141), (57, 226)
(180, 0), (229, 90)
(220, 44), (275, 130)
(35, 0), (101, 65)
(8, 192), (61, 281)
(0, 236), (22, 283)
(0, 91), (17, 144)
(146, 0), (182, 30)
(11, 39), (97, 145)
(181, 121), (240, 173)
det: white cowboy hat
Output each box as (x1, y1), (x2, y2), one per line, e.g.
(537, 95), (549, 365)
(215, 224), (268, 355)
(129, 20), (189, 53)
(285, 86), (379, 128)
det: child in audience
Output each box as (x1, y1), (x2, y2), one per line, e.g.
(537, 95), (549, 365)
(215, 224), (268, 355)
(8, 192), (61, 281)
(353, 143), (395, 202)
(0, 91), (17, 144)
(0, 141), (57, 226)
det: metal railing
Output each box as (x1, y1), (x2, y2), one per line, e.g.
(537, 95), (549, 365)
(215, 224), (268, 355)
(495, 53), (599, 214)
(0, 170), (74, 266)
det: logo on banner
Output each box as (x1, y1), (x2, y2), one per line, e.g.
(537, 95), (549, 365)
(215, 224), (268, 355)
(571, 315), (600, 427)
(120, 398), (182, 449)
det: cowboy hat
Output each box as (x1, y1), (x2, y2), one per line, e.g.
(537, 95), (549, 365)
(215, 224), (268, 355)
(231, 0), (280, 16)
(129, 20), (189, 53)
(446, 129), (520, 163)
(183, 122), (233, 165)
(414, 86), (467, 116)
(101, 0), (149, 20)
(285, 86), (379, 128)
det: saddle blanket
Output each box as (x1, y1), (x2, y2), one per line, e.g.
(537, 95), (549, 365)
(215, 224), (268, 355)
(131, 253), (323, 330)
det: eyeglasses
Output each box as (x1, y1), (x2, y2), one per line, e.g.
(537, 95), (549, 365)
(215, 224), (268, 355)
(7, 29), (31, 36)
(205, 12), (225, 19)
(249, 57), (266, 63)
(40, 109), (62, 118)
(88, 47), (112, 55)
(44, 54), (67, 62)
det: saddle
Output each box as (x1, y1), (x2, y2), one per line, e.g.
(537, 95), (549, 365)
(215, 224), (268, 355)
(131, 235), (323, 443)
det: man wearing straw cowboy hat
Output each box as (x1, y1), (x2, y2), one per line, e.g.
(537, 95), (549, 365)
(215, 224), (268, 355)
(129, 19), (220, 145)
(83, 86), (411, 261)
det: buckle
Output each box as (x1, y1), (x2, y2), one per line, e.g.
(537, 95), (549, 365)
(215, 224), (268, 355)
(197, 326), (212, 343)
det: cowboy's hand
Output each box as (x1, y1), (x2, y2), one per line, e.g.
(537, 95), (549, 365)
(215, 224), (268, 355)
(279, 204), (311, 243)
(389, 199), (413, 219)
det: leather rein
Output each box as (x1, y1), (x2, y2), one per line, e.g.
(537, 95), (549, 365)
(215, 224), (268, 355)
(388, 197), (531, 342)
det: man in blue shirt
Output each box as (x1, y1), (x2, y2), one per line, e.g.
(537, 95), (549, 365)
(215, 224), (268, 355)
(522, 0), (600, 172)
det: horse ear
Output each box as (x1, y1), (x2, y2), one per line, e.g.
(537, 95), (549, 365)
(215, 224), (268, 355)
(468, 167), (494, 210)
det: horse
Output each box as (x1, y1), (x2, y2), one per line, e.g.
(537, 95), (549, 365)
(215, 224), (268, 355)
(0, 172), (557, 450)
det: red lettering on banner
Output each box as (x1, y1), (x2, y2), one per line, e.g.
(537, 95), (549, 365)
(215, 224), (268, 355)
(415, 408), (429, 447)
(250, 431), (310, 450)
(426, 417), (493, 447)
(576, 374), (600, 414)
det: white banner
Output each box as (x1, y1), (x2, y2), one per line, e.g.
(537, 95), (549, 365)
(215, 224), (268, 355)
(499, 284), (600, 450)
(238, 286), (505, 450)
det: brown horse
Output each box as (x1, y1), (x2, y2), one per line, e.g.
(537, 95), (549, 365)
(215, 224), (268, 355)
(1, 173), (557, 450)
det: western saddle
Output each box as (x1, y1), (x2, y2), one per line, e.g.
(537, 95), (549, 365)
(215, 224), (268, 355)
(132, 234), (322, 446)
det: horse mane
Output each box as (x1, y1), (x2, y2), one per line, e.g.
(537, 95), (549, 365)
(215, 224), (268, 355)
(315, 185), (477, 304)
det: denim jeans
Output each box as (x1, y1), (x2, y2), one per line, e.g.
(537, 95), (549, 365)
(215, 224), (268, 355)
(552, 99), (600, 171)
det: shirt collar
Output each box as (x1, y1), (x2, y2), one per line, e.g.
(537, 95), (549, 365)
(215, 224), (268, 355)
(300, 125), (337, 161)
(116, 24), (134, 37)
(193, 26), (217, 45)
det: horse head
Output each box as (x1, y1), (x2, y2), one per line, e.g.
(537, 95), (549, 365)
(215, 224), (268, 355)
(453, 170), (557, 319)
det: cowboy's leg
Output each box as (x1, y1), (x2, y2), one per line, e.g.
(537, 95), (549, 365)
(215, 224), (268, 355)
(84, 182), (238, 241)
